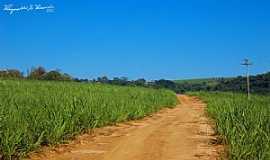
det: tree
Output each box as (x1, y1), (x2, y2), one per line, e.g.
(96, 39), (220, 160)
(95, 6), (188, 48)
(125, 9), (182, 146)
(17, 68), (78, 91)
(0, 69), (23, 79)
(154, 79), (176, 90)
(134, 78), (146, 86)
(28, 66), (46, 79)
(42, 70), (72, 81)
(97, 76), (109, 83)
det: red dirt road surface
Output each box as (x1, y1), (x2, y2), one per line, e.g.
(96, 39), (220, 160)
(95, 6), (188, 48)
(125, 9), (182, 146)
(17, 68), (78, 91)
(29, 95), (222, 160)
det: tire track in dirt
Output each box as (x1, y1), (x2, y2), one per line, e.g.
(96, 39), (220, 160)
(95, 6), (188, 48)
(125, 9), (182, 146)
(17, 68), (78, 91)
(28, 95), (222, 160)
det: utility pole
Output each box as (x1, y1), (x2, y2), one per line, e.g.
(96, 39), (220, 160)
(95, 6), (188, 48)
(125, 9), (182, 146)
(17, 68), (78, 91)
(241, 59), (252, 100)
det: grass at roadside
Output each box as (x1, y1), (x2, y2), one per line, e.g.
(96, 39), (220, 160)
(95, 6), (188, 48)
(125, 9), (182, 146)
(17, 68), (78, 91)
(0, 80), (177, 160)
(189, 92), (270, 160)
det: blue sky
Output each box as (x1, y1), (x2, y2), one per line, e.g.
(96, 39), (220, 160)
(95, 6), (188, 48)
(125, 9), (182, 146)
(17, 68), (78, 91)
(1, 0), (270, 80)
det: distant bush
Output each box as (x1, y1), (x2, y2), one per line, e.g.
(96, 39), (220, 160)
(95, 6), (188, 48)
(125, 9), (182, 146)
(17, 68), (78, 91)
(27, 66), (46, 79)
(0, 69), (23, 79)
(41, 71), (72, 81)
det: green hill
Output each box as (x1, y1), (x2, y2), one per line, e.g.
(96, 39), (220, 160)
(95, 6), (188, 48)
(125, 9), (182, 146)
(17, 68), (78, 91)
(173, 72), (270, 93)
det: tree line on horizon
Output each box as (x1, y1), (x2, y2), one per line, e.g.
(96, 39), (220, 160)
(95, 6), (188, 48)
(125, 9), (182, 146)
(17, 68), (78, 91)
(0, 66), (269, 94)
(0, 66), (72, 81)
(0, 66), (175, 90)
(172, 72), (270, 94)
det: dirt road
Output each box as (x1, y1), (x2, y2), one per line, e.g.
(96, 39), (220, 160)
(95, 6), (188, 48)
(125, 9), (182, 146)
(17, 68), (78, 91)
(29, 95), (221, 160)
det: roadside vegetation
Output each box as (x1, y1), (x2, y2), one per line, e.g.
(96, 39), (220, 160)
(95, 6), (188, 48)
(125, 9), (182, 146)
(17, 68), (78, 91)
(0, 79), (177, 160)
(190, 92), (270, 160)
